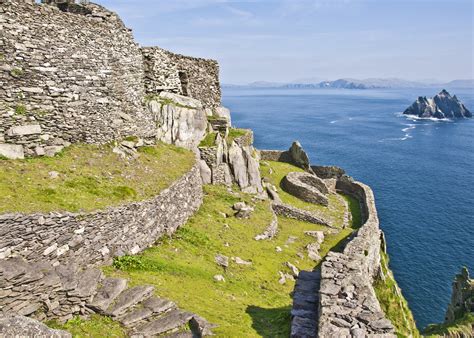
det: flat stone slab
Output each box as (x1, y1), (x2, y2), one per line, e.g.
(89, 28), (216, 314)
(107, 285), (154, 317)
(119, 307), (153, 327)
(133, 309), (193, 336)
(142, 296), (175, 314)
(0, 143), (24, 159)
(68, 269), (102, 298)
(88, 278), (128, 313)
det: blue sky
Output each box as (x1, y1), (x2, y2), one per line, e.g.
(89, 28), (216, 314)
(96, 0), (473, 84)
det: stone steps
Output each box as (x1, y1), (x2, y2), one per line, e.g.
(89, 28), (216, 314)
(84, 277), (214, 337)
(290, 269), (321, 338)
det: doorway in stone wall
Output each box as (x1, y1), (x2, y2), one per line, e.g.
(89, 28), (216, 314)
(178, 71), (189, 96)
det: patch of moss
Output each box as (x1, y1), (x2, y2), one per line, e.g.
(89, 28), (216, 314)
(14, 104), (27, 115)
(424, 313), (474, 337)
(0, 143), (194, 213)
(10, 68), (24, 78)
(199, 132), (217, 147)
(47, 315), (127, 338)
(374, 250), (420, 337)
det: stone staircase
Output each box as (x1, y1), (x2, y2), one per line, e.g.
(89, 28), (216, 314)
(290, 269), (321, 338)
(86, 278), (214, 337)
(0, 258), (214, 337)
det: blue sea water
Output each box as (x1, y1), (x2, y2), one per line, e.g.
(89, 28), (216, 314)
(222, 87), (474, 329)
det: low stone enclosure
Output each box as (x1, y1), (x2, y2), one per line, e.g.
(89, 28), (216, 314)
(282, 171), (329, 206)
(0, 0), (221, 157)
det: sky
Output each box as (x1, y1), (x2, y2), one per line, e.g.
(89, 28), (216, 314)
(95, 0), (473, 84)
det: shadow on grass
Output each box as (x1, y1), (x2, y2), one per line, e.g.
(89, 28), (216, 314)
(246, 305), (292, 338)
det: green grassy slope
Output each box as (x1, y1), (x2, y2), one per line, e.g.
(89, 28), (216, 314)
(0, 143), (194, 213)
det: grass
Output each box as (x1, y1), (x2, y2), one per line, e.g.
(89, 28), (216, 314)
(374, 250), (420, 338)
(0, 142), (195, 213)
(46, 159), (359, 337)
(424, 313), (474, 337)
(227, 128), (249, 145)
(47, 315), (127, 337)
(199, 132), (217, 147)
(104, 185), (357, 337)
(15, 104), (27, 115)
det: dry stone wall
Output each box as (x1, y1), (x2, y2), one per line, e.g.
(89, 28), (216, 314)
(0, 1), (222, 158)
(0, 1), (155, 157)
(0, 164), (203, 268)
(317, 176), (395, 337)
(142, 47), (221, 108)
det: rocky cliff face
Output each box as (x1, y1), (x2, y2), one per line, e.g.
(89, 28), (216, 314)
(403, 90), (472, 119)
(445, 267), (474, 323)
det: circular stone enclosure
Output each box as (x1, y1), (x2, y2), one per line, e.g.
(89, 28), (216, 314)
(282, 171), (329, 206)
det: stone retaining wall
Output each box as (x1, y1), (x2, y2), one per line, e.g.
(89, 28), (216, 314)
(142, 47), (221, 108)
(0, 164), (203, 268)
(317, 176), (395, 337)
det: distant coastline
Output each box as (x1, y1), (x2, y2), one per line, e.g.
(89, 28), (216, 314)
(223, 78), (474, 90)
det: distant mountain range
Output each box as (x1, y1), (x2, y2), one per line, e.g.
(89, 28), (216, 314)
(222, 78), (474, 90)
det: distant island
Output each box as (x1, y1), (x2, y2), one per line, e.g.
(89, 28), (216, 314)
(222, 78), (474, 90)
(403, 89), (472, 119)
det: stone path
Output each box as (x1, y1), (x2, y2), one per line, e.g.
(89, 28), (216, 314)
(88, 277), (214, 337)
(290, 269), (321, 338)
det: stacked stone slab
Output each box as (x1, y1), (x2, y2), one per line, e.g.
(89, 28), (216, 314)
(142, 47), (221, 109)
(0, 258), (214, 336)
(0, 164), (202, 267)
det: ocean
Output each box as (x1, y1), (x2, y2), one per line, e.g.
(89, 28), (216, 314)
(222, 87), (474, 329)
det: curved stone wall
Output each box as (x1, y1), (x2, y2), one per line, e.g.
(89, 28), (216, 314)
(317, 176), (395, 337)
(282, 171), (329, 206)
(0, 164), (203, 268)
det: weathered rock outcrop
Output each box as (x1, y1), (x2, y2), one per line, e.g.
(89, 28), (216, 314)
(260, 141), (313, 172)
(403, 90), (472, 119)
(445, 267), (474, 323)
(148, 92), (207, 150)
(199, 129), (263, 194)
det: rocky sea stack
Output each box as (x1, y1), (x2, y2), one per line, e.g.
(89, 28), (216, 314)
(403, 89), (472, 119)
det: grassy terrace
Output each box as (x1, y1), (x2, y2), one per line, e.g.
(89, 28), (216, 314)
(0, 143), (195, 213)
(51, 161), (361, 337)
